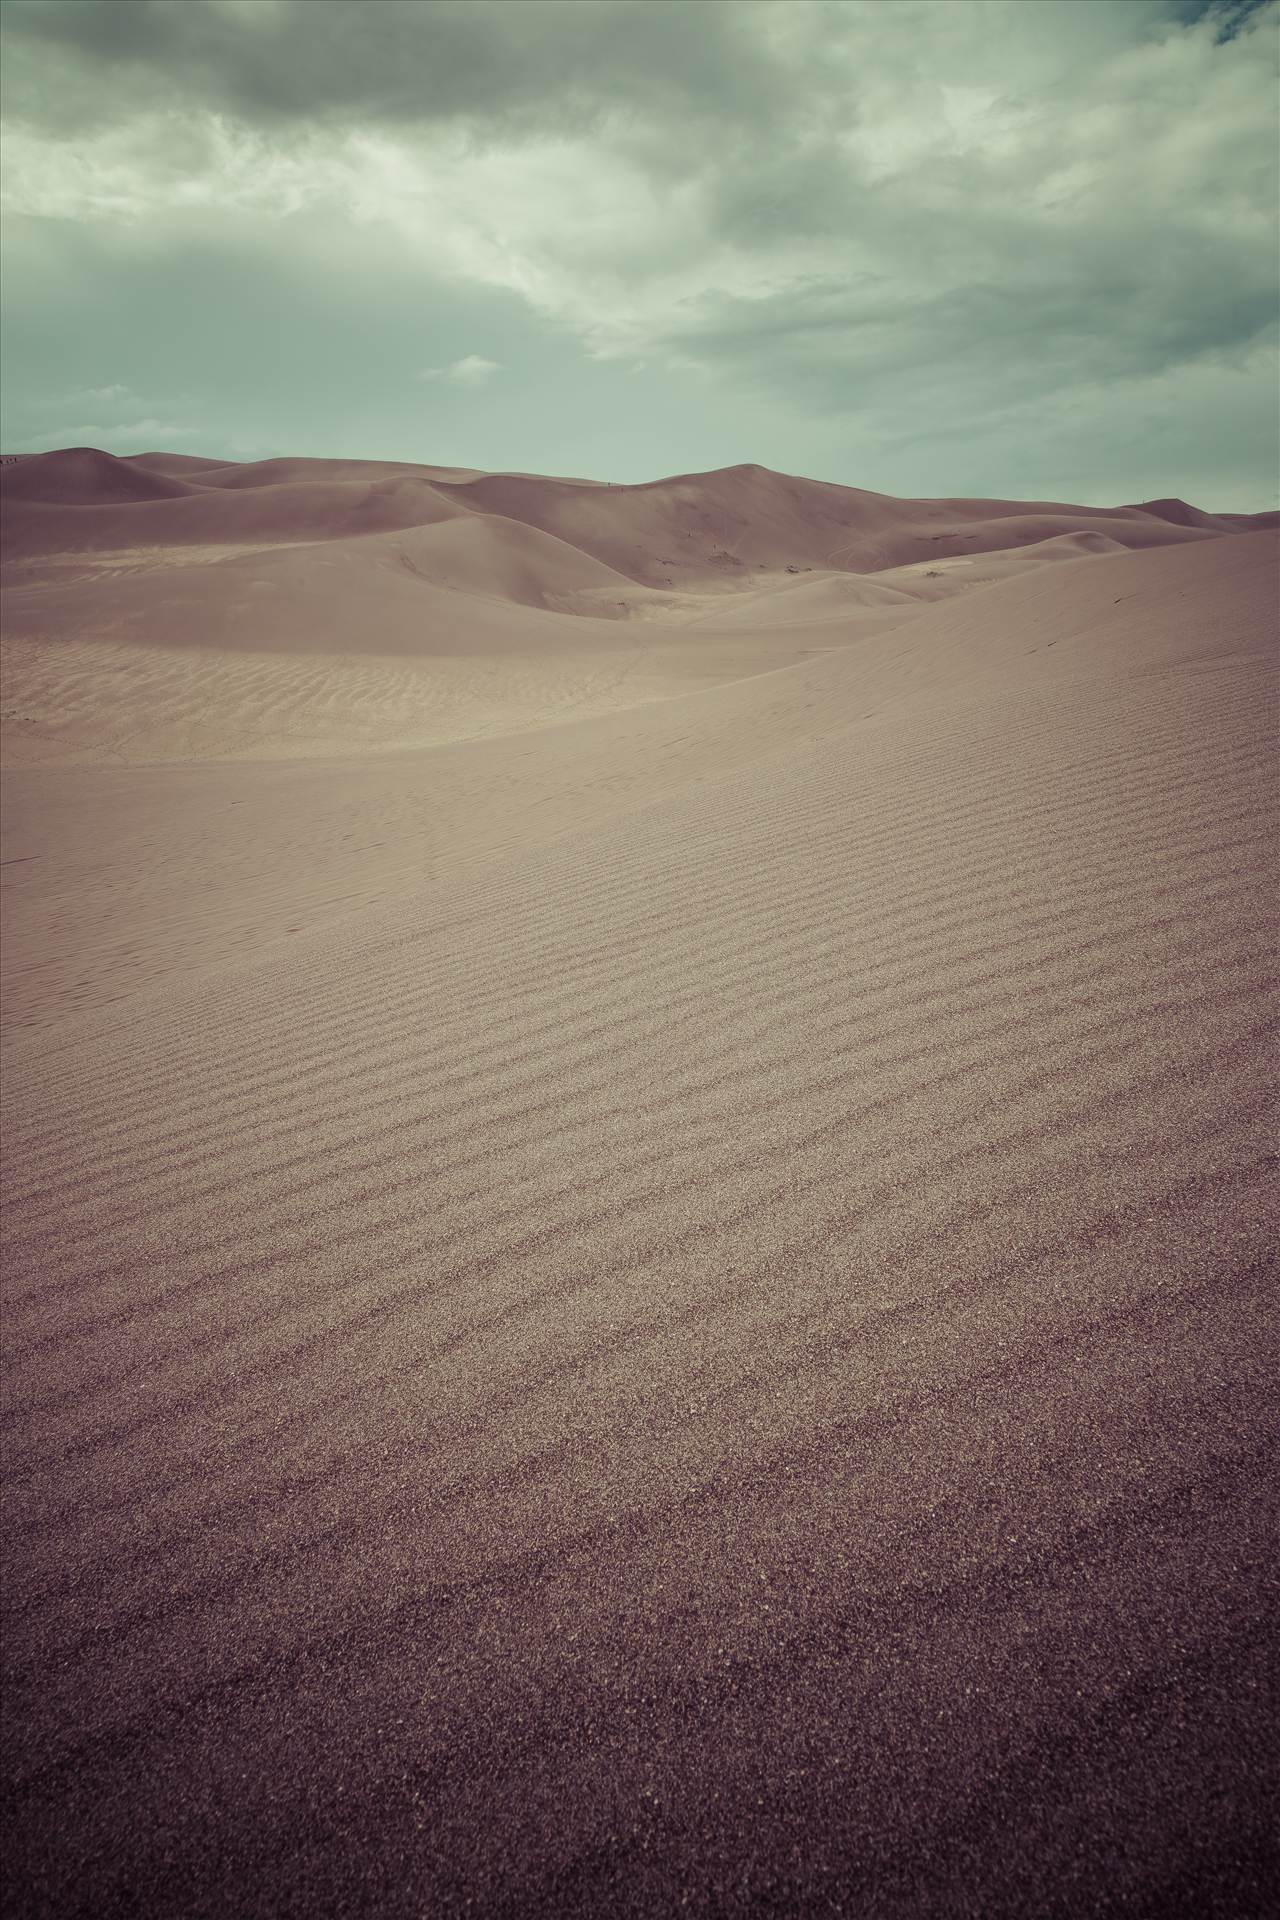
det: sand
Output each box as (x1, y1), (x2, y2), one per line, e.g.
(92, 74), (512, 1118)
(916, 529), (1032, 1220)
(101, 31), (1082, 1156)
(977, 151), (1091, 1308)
(2, 449), (1277, 1916)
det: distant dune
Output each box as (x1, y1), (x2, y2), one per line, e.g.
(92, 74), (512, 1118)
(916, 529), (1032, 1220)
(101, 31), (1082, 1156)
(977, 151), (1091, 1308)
(3, 447), (1271, 767)
(4, 444), (1260, 574)
(2, 449), (1277, 1917)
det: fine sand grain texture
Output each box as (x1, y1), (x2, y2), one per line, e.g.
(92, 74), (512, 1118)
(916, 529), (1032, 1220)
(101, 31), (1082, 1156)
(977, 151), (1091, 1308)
(2, 451), (1278, 1918)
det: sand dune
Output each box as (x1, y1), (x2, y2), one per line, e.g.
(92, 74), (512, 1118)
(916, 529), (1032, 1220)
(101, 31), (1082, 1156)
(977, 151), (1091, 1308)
(1, 450), (1277, 1917)
(4, 448), (1269, 770)
(4, 445), (1256, 574)
(6, 446), (198, 506)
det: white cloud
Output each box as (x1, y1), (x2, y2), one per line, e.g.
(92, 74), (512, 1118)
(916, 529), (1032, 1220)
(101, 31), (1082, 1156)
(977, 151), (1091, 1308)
(65, 383), (134, 405)
(21, 417), (201, 449)
(419, 354), (502, 387)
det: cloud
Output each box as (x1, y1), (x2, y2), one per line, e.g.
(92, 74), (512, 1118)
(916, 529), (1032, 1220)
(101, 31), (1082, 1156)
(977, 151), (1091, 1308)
(65, 382), (133, 404)
(420, 354), (502, 387)
(0, 0), (796, 137)
(1, 0), (1275, 503)
(15, 417), (201, 451)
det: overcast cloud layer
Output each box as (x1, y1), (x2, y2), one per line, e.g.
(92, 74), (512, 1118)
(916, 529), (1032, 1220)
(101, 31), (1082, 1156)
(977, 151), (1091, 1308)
(2, 0), (1276, 506)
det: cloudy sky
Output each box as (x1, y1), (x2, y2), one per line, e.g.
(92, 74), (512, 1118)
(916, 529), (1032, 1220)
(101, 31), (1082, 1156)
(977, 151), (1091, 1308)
(2, 0), (1276, 506)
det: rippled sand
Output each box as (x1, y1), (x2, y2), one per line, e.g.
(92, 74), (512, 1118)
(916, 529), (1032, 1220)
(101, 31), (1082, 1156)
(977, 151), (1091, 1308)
(3, 450), (1277, 1916)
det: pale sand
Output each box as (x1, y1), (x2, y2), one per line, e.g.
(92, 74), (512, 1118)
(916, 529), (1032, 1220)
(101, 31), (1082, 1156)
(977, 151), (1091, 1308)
(1, 450), (1277, 1916)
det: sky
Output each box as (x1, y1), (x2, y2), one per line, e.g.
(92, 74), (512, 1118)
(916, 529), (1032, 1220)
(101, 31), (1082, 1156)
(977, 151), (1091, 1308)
(1, 0), (1276, 507)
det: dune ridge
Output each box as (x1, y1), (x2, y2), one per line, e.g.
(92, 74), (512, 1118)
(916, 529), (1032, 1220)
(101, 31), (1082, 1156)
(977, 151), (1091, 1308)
(3, 448), (1271, 771)
(4, 444), (1260, 570)
(1, 449), (1277, 1917)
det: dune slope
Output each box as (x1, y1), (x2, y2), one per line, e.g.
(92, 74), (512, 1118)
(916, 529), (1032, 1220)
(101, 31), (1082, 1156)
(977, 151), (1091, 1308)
(1, 451), (1277, 1917)
(4, 447), (1267, 771)
(3, 445), (1249, 573)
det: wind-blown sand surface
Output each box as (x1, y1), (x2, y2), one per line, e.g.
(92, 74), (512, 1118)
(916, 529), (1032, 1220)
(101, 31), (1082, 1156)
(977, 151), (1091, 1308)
(2, 449), (1277, 1917)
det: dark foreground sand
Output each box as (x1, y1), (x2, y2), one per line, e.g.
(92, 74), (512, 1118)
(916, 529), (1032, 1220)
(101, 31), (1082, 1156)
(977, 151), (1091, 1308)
(2, 452), (1278, 1916)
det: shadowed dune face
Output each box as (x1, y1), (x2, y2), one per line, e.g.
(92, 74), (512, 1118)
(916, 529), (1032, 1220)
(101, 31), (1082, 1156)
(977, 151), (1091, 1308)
(3, 446), (197, 505)
(1, 451), (1277, 1918)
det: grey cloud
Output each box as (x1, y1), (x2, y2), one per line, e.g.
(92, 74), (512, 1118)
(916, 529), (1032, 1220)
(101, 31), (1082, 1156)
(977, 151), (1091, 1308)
(0, 0), (793, 137)
(663, 270), (1278, 476)
(1171, 0), (1274, 38)
(0, 0), (1224, 147)
(1, 0), (1275, 508)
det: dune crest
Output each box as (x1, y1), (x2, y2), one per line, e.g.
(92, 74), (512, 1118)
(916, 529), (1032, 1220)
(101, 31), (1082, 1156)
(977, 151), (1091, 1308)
(5, 445), (1258, 572)
(3, 448), (1271, 768)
